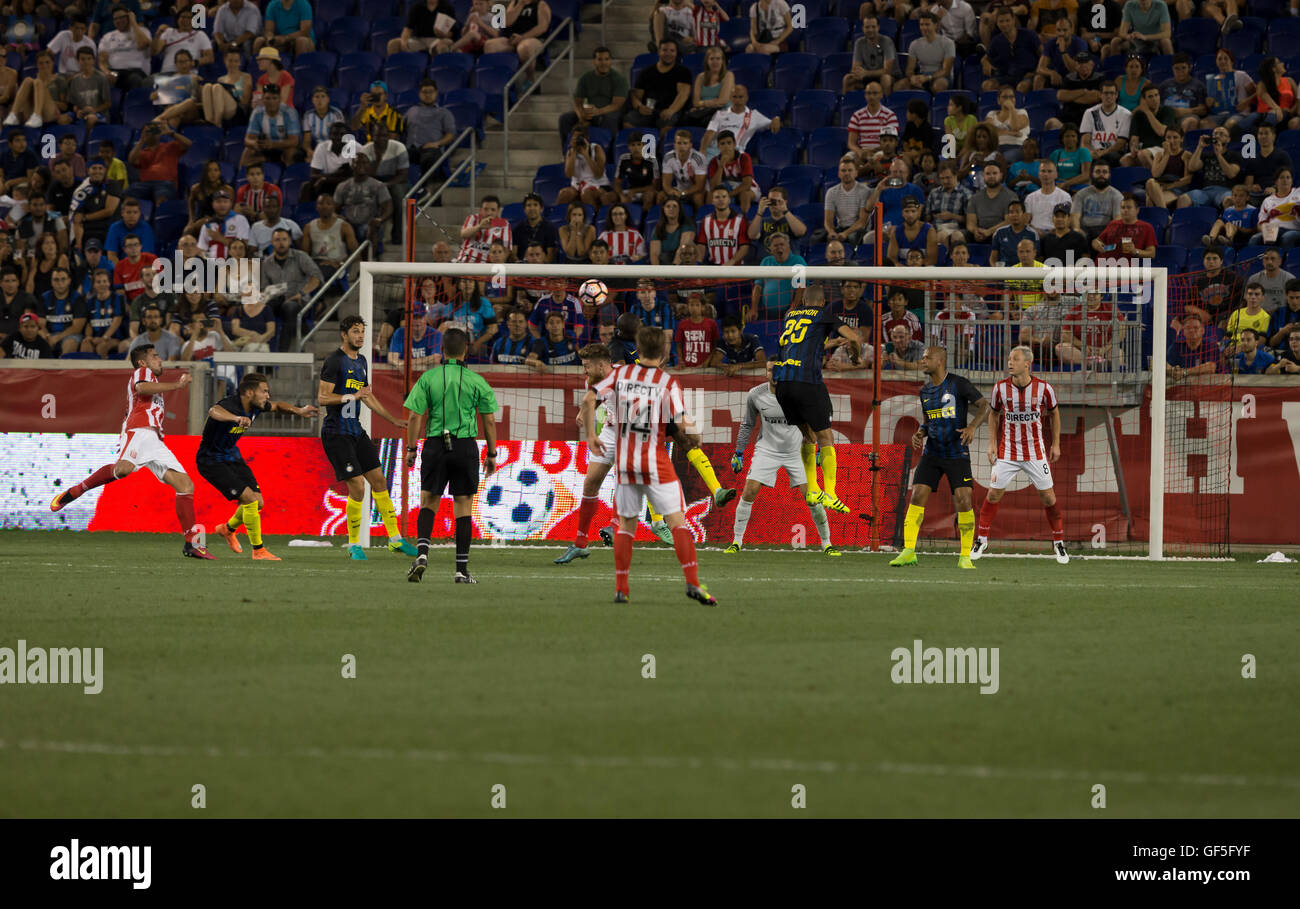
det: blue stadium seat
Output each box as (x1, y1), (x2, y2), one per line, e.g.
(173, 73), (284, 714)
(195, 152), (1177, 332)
(776, 176), (815, 208)
(819, 52), (854, 91)
(807, 126), (848, 169)
(773, 54), (821, 95)
(478, 52), (521, 73)
(324, 17), (370, 54)
(386, 52), (430, 74)
(533, 163), (568, 206)
(749, 129), (800, 169)
(748, 88), (788, 119)
(446, 101), (484, 140)
(292, 66), (331, 109)
(730, 61), (770, 93)
(806, 17), (851, 56)
(1267, 19), (1300, 55)
(778, 164), (821, 187)
(336, 67), (377, 97)
(1139, 206), (1171, 239)
(428, 66), (468, 92)
(1285, 248), (1300, 273)
(792, 203), (823, 237)
(1108, 166), (1151, 193)
(1236, 248), (1266, 273)
(339, 52), (383, 78)
(1176, 19), (1220, 59)
(1025, 104), (1058, 130)
(751, 164), (776, 192)
(1168, 209), (1219, 247)
(368, 18), (405, 54)
(1153, 246), (1187, 272)
(721, 18), (750, 53)
(431, 53), (474, 76)
(316, 0), (356, 22)
(383, 65), (425, 96)
(295, 51), (339, 75)
(1222, 24), (1263, 59)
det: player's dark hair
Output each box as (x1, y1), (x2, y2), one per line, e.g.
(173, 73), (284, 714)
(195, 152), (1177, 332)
(122, 196), (139, 207)
(578, 343), (611, 363)
(1239, 328), (1259, 340)
(721, 315), (742, 331)
(443, 328), (469, 359)
(1286, 279), (1300, 293)
(340, 315), (365, 334)
(1246, 281), (1264, 293)
(637, 324), (666, 361)
(615, 312), (640, 338)
(717, 129), (736, 144)
(239, 372), (269, 395)
(129, 344), (154, 366)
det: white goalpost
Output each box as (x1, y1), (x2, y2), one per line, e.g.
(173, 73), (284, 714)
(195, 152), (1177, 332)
(356, 262), (1176, 559)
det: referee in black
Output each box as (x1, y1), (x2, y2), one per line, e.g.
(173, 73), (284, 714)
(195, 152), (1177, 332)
(402, 328), (500, 583)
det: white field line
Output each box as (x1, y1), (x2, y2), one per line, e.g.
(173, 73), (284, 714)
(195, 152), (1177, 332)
(19, 562), (1210, 589)
(2, 738), (1296, 791)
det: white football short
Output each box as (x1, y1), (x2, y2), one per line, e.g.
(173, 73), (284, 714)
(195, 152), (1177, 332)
(587, 422), (619, 467)
(747, 448), (806, 489)
(989, 457), (1054, 492)
(614, 480), (685, 519)
(118, 428), (185, 481)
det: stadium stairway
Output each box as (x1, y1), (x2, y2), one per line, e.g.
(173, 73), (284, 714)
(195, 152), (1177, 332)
(411, 0), (641, 256)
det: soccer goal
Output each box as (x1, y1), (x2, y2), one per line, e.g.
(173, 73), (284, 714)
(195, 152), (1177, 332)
(353, 260), (1231, 560)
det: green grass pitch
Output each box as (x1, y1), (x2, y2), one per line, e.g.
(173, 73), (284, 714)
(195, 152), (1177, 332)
(2, 530), (1296, 818)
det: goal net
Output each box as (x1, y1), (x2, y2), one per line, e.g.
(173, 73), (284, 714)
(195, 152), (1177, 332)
(353, 261), (1231, 560)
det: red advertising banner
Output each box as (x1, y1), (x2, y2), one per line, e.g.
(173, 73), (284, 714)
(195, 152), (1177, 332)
(0, 367), (191, 436)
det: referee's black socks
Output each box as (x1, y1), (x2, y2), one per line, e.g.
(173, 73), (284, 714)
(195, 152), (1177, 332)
(417, 507), (435, 561)
(455, 515), (471, 574)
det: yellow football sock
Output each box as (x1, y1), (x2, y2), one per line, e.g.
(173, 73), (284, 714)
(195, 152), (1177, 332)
(821, 445), (839, 501)
(373, 489), (401, 539)
(903, 503), (925, 550)
(686, 447), (721, 495)
(958, 509), (975, 557)
(801, 444), (821, 495)
(243, 502), (263, 547)
(346, 496), (363, 545)
(226, 505), (243, 532)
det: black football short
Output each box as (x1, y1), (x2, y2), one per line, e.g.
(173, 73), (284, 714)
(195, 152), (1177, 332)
(197, 458), (260, 501)
(774, 380), (833, 432)
(322, 431), (381, 481)
(913, 453), (974, 492)
(421, 437), (480, 497)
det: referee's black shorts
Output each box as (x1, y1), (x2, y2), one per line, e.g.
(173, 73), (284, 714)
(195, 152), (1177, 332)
(421, 437), (480, 497)
(913, 452), (974, 492)
(775, 380), (833, 432)
(197, 458), (260, 501)
(321, 431), (382, 481)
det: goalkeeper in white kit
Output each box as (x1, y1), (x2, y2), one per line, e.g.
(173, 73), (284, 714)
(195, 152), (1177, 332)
(725, 370), (840, 556)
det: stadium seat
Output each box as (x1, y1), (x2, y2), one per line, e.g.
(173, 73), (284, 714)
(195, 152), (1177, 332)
(730, 60), (770, 93)
(386, 52), (430, 75)
(1153, 247), (1187, 272)
(790, 100), (835, 132)
(533, 163), (568, 206)
(1237, 248), (1266, 273)
(1108, 166), (1151, 193)
(428, 66), (469, 92)
(316, 0), (355, 22)
(792, 203), (823, 236)
(1139, 207), (1171, 239)
(748, 88), (788, 119)
(478, 52), (521, 73)
(1285, 248), (1300, 273)
(383, 66), (425, 96)
(295, 51), (339, 75)
(721, 18), (750, 54)
(819, 52), (854, 91)
(805, 18), (851, 57)
(339, 52), (383, 78)
(324, 17), (370, 54)
(336, 67), (377, 97)
(292, 66), (330, 109)
(778, 176), (816, 208)
(368, 18), (405, 55)
(431, 53), (474, 76)
(1176, 19), (1220, 59)
(1222, 24), (1263, 59)
(1267, 19), (1300, 55)
(749, 129), (800, 169)
(773, 54), (821, 95)
(1168, 208), (1218, 248)
(751, 164), (775, 192)
(806, 126), (848, 169)
(1025, 104), (1059, 131)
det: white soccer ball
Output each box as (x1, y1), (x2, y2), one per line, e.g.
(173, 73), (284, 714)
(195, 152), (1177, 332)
(478, 461), (556, 540)
(579, 279), (609, 307)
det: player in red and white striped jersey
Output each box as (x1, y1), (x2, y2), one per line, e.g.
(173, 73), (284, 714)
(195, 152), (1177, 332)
(50, 343), (214, 559)
(582, 324), (717, 605)
(697, 186), (750, 266)
(973, 346), (1068, 563)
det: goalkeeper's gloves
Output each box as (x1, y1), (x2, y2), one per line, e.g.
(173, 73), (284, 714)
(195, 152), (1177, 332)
(730, 452), (743, 473)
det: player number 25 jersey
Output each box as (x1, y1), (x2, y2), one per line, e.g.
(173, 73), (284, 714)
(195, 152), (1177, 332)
(592, 363), (687, 485)
(991, 376), (1058, 461)
(122, 366), (166, 438)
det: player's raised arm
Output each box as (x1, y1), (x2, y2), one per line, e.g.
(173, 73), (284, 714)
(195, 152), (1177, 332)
(580, 388), (602, 454)
(136, 371), (192, 394)
(269, 400), (320, 419)
(208, 402), (250, 428)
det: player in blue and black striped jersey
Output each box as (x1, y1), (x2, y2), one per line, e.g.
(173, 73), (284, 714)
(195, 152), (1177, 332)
(890, 346), (990, 570)
(200, 372), (318, 560)
(317, 315), (419, 561)
(771, 284), (860, 514)
(490, 308), (540, 367)
(607, 312), (641, 365)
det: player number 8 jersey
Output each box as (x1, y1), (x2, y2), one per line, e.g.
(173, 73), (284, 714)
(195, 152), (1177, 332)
(991, 376), (1058, 461)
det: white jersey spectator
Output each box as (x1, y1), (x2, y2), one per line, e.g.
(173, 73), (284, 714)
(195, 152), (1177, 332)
(48, 26), (96, 75)
(663, 147), (707, 193)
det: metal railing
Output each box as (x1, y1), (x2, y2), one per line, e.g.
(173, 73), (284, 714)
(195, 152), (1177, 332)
(502, 17), (577, 181)
(296, 130), (479, 353)
(209, 351), (319, 433)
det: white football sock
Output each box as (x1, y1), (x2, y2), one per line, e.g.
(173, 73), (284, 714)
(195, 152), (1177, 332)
(811, 503), (831, 548)
(733, 498), (753, 544)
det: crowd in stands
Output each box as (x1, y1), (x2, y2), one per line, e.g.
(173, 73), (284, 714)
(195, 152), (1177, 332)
(0, 0), (1299, 380)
